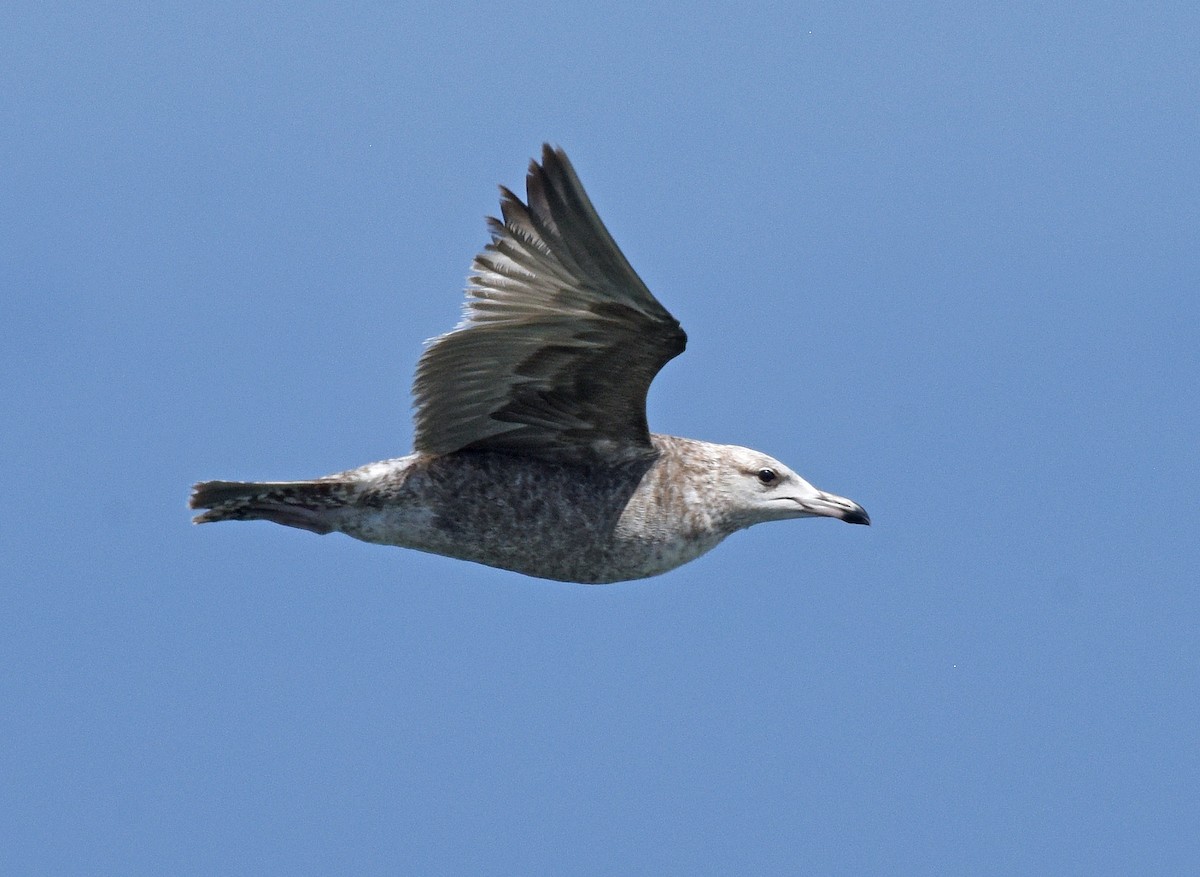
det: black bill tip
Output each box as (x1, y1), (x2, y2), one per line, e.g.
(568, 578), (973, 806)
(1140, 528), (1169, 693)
(842, 505), (871, 526)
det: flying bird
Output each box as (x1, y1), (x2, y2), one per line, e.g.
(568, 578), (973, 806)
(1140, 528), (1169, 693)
(190, 145), (868, 583)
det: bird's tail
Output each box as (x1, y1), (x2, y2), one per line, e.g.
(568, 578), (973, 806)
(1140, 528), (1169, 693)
(189, 479), (348, 535)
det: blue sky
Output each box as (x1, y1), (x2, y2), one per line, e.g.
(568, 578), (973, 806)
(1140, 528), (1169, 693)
(3, 2), (1198, 873)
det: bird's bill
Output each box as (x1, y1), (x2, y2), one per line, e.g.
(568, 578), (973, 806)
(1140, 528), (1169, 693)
(786, 490), (870, 525)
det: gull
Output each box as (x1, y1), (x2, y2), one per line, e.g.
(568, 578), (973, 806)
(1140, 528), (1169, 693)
(190, 145), (868, 583)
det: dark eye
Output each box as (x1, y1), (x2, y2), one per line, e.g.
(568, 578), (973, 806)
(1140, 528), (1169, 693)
(757, 468), (778, 485)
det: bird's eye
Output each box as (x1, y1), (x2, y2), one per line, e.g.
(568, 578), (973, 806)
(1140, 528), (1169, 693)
(757, 468), (778, 485)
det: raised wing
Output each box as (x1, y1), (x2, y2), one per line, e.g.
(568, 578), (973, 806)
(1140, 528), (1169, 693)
(411, 145), (687, 461)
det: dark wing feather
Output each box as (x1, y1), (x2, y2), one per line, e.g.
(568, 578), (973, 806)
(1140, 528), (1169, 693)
(412, 145), (686, 461)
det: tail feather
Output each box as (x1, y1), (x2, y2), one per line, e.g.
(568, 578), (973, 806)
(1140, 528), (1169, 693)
(190, 479), (348, 535)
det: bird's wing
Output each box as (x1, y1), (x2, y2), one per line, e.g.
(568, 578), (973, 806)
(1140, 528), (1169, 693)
(411, 145), (687, 462)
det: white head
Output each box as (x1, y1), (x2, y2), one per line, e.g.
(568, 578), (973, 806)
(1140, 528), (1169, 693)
(715, 445), (870, 531)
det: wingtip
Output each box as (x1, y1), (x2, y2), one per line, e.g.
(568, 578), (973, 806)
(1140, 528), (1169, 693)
(533, 143), (572, 181)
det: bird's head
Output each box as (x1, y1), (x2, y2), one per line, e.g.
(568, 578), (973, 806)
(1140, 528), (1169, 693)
(717, 446), (870, 530)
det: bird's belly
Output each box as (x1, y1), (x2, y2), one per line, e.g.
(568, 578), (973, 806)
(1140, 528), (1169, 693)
(330, 450), (729, 584)
(338, 497), (724, 584)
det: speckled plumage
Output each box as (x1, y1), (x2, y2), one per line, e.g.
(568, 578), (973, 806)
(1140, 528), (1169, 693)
(190, 146), (869, 583)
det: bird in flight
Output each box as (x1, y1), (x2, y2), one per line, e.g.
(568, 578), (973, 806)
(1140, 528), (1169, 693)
(190, 145), (868, 583)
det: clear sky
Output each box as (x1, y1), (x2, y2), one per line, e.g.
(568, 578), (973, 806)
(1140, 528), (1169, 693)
(4, 3), (1198, 874)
